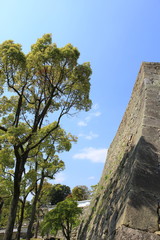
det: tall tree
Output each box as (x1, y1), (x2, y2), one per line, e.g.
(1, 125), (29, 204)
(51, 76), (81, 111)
(0, 34), (92, 240)
(26, 127), (74, 240)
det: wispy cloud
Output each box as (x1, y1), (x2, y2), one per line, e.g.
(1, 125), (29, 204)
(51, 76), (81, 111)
(77, 104), (101, 127)
(88, 176), (95, 180)
(79, 131), (99, 140)
(54, 172), (66, 184)
(92, 103), (99, 110)
(73, 147), (107, 163)
(93, 111), (101, 117)
(77, 121), (88, 127)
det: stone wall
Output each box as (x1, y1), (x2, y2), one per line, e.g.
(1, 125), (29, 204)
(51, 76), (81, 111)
(76, 62), (160, 240)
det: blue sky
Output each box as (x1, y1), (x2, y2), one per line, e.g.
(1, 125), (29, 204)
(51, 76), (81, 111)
(1, 0), (160, 190)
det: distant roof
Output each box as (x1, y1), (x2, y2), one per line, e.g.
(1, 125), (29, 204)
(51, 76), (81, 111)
(42, 199), (91, 211)
(77, 200), (91, 208)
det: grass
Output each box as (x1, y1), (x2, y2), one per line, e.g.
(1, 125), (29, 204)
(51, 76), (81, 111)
(30, 238), (42, 240)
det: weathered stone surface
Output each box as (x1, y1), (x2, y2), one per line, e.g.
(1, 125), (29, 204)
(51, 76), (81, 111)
(76, 62), (160, 239)
(114, 225), (160, 240)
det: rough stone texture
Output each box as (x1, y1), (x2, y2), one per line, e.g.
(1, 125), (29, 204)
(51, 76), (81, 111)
(114, 226), (160, 240)
(76, 62), (160, 240)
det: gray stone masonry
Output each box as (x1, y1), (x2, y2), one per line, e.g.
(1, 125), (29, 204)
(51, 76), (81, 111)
(76, 62), (160, 240)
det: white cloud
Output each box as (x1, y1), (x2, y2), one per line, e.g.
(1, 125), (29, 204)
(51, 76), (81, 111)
(77, 121), (88, 127)
(88, 176), (95, 180)
(73, 147), (108, 163)
(77, 108), (101, 127)
(93, 111), (101, 117)
(79, 131), (99, 140)
(54, 172), (66, 184)
(85, 132), (99, 140)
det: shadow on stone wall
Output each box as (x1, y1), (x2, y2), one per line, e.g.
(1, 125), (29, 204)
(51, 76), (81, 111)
(77, 137), (160, 240)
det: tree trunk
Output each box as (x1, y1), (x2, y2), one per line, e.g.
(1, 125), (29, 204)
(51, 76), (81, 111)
(0, 197), (4, 215)
(26, 193), (38, 240)
(62, 225), (70, 240)
(16, 198), (26, 240)
(66, 228), (71, 240)
(26, 177), (44, 240)
(3, 168), (22, 240)
(3, 152), (26, 240)
(34, 218), (39, 238)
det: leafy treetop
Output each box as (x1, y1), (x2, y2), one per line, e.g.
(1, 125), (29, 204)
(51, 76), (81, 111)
(41, 198), (82, 240)
(72, 185), (90, 201)
(0, 34), (92, 240)
(49, 184), (71, 205)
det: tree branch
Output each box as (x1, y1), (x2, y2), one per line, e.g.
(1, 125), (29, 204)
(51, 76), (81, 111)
(0, 126), (7, 132)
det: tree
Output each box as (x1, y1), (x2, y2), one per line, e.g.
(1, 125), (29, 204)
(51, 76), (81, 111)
(72, 185), (90, 201)
(26, 127), (75, 239)
(38, 182), (53, 208)
(16, 170), (35, 240)
(0, 34), (92, 240)
(41, 198), (82, 240)
(49, 184), (71, 205)
(33, 182), (53, 238)
(90, 184), (98, 198)
(0, 197), (4, 215)
(0, 170), (13, 228)
(0, 144), (14, 227)
(26, 159), (64, 239)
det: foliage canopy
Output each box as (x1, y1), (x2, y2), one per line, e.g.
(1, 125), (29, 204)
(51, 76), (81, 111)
(0, 34), (92, 240)
(72, 185), (90, 201)
(41, 198), (82, 240)
(49, 184), (71, 205)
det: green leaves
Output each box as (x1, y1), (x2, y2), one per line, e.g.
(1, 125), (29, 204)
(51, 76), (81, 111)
(0, 149), (14, 169)
(49, 184), (71, 205)
(0, 40), (25, 64)
(0, 33), (89, 200)
(0, 34), (92, 236)
(0, 39), (26, 85)
(41, 198), (82, 239)
(72, 185), (91, 201)
(0, 33), (92, 135)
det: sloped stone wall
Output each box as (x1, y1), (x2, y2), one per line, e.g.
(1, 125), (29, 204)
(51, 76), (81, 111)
(76, 62), (160, 240)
